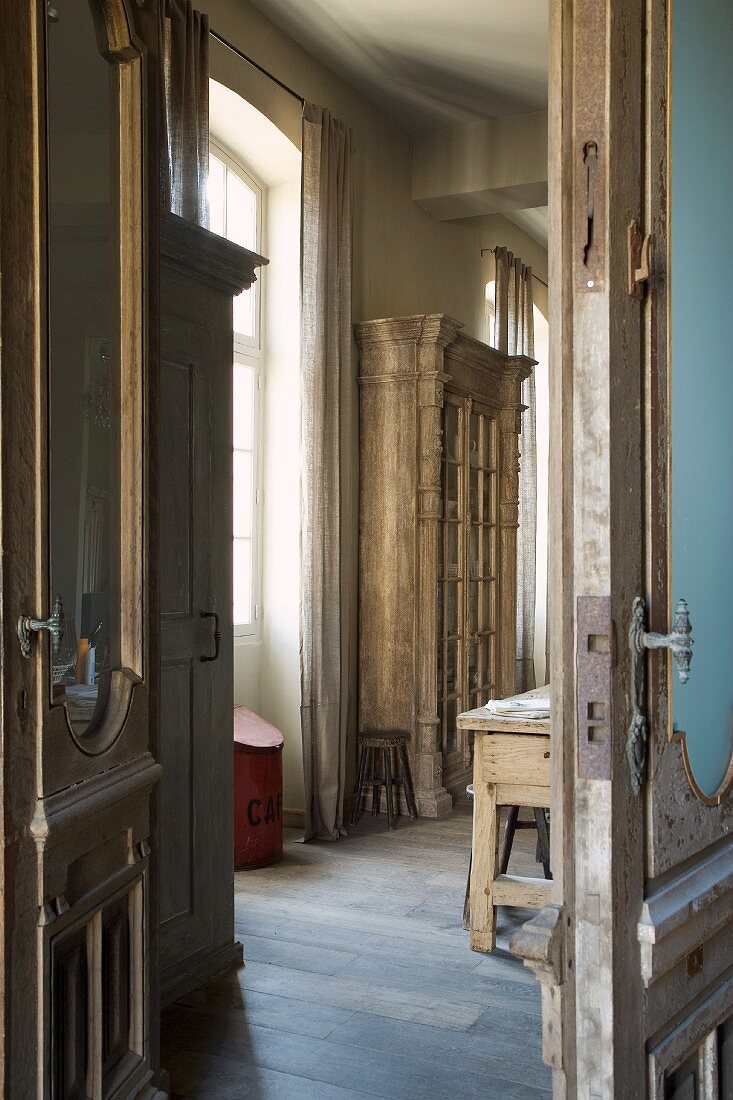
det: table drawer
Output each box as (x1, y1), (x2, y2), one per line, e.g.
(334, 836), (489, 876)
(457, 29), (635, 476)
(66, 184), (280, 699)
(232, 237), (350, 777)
(480, 734), (550, 787)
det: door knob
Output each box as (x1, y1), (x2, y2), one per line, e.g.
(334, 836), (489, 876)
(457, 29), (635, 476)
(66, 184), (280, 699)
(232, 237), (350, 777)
(200, 610), (221, 663)
(18, 593), (65, 658)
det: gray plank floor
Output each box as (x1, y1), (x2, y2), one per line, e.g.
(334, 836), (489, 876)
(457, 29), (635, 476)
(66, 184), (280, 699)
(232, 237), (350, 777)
(162, 803), (552, 1099)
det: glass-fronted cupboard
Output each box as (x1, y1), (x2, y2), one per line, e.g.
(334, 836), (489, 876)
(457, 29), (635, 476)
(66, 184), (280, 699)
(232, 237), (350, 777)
(357, 314), (534, 815)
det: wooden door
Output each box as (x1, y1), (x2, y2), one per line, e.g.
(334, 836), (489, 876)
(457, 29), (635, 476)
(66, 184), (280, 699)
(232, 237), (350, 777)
(0, 0), (163, 1096)
(513, 0), (733, 1095)
(158, 215), (264, 1006)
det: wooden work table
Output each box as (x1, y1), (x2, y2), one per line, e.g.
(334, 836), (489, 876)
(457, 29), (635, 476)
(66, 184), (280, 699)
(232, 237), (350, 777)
(457, 692), (551, 952)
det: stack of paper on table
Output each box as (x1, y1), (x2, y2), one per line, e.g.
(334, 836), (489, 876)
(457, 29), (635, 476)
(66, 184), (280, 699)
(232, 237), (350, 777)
(484, 685), (550, 720)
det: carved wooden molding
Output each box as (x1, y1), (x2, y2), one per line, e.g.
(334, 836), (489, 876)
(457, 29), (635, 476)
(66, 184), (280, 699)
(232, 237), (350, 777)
(31, 753), (162, 843)
(161, 212), (268, 295)
(638, 843), (733, 988)
(510, 904), (565, 1072)
(648, 975), (733, 1099)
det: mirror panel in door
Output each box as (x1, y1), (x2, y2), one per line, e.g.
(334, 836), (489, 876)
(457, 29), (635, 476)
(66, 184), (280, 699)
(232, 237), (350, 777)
(47, 0), (121, 736)
(670, 0), (733, 798)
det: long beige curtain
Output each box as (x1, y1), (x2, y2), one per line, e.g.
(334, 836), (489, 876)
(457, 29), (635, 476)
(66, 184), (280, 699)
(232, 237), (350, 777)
(300, 104), (355, 841)
(160, 0), (209, 226)
(493, 247), (537, 693)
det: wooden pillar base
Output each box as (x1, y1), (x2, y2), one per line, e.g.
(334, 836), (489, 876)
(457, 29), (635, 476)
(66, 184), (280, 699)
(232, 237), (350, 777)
(416, 787), (453, 818)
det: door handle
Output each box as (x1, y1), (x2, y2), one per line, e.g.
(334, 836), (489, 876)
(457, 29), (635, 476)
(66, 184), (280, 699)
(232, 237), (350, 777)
(631, 596), (693, 684)
(18, 593), (65, 658)
(626, 596), (694, 794)
(200, 610), (221, 663)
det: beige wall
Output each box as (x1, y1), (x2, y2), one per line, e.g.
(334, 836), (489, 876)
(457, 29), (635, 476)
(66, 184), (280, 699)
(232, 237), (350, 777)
(205, 0), (487, 334)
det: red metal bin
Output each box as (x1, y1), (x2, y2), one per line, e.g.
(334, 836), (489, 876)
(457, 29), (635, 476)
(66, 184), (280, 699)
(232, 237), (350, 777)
(233, 706), (284, 870)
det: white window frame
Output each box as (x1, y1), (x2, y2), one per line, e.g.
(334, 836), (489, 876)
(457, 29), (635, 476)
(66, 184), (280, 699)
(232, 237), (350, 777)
(209, 138), (266, 642)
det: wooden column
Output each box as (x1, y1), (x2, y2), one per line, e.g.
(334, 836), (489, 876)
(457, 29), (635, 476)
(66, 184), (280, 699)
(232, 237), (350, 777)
(413, 319), (459, 818)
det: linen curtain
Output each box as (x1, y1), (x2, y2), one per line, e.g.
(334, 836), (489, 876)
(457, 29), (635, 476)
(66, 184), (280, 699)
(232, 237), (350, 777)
(160, 0), (210, 226)
(300, 103), (355, 841)
(493, 247), (537, 693)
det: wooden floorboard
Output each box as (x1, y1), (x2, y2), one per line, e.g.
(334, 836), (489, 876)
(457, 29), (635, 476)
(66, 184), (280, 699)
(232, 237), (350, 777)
(162, 805), (552, 1098)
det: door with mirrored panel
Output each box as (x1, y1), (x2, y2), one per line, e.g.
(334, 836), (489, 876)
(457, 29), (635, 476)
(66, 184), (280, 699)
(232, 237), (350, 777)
(0, 0), (161, 1095)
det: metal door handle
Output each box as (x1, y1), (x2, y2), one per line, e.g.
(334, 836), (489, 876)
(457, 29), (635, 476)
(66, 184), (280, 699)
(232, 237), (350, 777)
(200, 610), (221, 663)
(632, 596), (693, 684)
(626, 596), (694, 795)
(18, 593), (65, 658)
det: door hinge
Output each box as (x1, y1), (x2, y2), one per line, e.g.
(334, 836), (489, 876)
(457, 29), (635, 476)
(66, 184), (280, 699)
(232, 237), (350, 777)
(628, 219), (654, 299)
(626, 596), (694, 795)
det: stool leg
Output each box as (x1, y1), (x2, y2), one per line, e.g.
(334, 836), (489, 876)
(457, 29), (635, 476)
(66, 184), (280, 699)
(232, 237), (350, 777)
(498, 805), (520, 874)
(533, 808), (552, 879)
(384, 748), (396, 829)
(398, 743), (418, 821)
(350, 745), (368, 826)
(370, 749), (381, 815)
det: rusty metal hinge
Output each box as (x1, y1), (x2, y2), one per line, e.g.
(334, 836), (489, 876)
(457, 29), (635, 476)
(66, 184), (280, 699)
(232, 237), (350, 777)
(628, 219), (654, 299)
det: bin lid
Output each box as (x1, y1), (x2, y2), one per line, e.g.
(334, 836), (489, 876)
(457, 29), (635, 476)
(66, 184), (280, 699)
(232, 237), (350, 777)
(233, 705), (284, 752)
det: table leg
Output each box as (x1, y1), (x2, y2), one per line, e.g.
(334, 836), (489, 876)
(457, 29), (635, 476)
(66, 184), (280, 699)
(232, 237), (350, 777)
(469, 778), (499, 953)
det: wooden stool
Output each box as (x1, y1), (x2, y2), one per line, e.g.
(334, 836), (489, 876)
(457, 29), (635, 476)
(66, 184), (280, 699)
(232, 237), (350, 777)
(350, 733), (418, 829)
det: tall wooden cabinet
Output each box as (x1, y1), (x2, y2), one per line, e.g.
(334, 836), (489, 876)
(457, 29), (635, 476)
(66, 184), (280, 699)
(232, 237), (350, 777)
(158, 213), (267, 1005)
(355, 315), (534, 816)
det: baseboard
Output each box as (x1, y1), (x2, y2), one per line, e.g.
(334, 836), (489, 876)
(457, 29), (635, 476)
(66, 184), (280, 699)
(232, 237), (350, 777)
(283, 807), (305, 829)
(160, 939), (244, 1008)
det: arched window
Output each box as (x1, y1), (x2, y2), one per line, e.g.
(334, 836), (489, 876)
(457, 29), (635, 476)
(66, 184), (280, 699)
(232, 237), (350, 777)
(209, 142), (265, 636)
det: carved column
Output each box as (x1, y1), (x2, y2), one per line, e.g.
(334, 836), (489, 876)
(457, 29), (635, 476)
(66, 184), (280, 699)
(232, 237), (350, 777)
(413, 318), (459, 818)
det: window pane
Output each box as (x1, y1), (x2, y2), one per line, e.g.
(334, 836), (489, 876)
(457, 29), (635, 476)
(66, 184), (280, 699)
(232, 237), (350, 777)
(233, 363), (254, 450)
(208, 155), (226, 237)
(233, 539), (252, 625)
(233, 450), (253, 539)
(226, 171), (257, 251)
(233, 285), (255, 340)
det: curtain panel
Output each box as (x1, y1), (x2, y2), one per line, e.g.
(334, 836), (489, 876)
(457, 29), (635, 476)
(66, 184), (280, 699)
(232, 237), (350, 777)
(493, 246), (537, 694)
(160, 0), (209, 226)
(300, 104), (355, 841)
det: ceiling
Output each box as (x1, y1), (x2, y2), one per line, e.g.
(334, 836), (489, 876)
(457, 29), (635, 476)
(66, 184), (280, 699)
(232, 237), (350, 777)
(249, 0), (549, 133)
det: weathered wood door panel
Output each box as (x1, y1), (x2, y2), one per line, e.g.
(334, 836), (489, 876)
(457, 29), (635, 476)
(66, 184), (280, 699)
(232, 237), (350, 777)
(513, 1), (733, 1096)
(0, 2), (164, 1096)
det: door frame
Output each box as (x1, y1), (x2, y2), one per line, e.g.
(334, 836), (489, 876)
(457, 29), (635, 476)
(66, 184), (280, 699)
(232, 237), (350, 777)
(529, 0), (649, 1091)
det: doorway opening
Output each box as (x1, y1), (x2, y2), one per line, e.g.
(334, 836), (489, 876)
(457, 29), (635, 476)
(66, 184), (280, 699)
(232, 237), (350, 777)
(160, 14), (553, 1098)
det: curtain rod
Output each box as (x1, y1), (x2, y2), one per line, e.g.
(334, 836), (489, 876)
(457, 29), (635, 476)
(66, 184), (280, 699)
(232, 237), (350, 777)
(480, 247), (549, 289)
(210, 29), (305, 107)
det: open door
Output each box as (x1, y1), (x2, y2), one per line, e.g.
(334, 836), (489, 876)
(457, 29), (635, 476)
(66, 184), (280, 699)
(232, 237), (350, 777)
(0, 0), (163, 1096)
(514, 0), (733, 1095)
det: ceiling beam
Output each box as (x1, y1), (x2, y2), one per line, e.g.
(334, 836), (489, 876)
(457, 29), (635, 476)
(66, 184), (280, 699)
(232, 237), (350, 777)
(412, 111), (547, 220)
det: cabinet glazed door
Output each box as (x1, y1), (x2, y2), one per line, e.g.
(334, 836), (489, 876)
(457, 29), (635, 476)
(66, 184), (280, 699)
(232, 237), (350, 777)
(0, 1), (162, 1097)
(438, 394), (467, 791)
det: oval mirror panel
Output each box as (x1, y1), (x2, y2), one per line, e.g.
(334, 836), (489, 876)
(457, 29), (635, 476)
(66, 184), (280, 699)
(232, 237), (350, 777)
(670, 0), (733, 798)
(47, 0), (121, 735)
